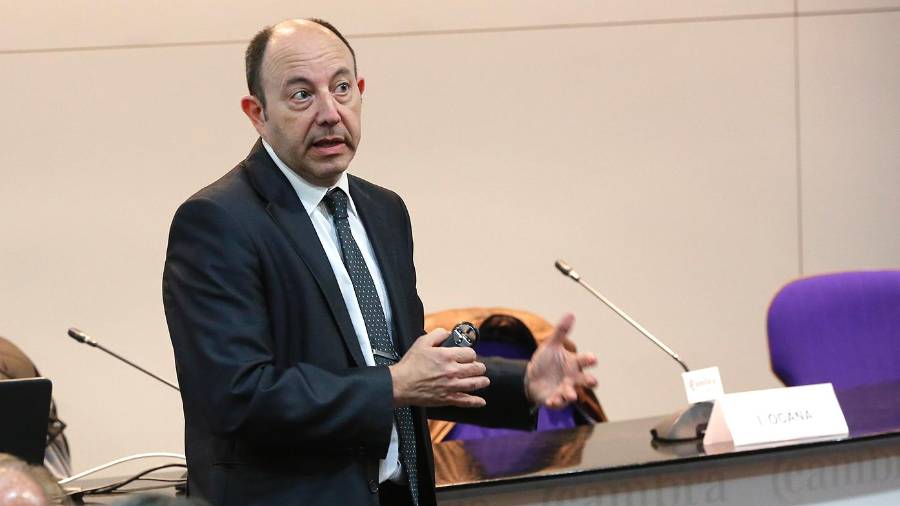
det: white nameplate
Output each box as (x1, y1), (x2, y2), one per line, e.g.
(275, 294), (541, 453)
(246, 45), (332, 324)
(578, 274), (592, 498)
(703, 383), (848, 450)
(682, 366), (724, 404)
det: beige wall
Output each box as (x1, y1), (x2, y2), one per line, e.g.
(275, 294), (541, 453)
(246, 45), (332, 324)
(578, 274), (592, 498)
(1, 2), (898, 476)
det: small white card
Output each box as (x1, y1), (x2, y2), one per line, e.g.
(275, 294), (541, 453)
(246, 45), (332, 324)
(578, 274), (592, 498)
(703, 383), (848, 450)
(682, 366), (724, 404)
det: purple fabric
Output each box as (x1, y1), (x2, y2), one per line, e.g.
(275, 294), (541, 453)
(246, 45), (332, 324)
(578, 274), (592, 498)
(473, 341), (532, 360)
(767, 271), (900, 391)
(446, 406), (577, 441)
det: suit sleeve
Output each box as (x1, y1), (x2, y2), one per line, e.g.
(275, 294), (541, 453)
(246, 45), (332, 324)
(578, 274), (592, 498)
(163, 196), (394, 457)
(394, 195), (537, 429)
(428, 357), (536, 429)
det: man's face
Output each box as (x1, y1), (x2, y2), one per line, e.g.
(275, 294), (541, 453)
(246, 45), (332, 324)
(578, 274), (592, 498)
(248, 21), (363, 187)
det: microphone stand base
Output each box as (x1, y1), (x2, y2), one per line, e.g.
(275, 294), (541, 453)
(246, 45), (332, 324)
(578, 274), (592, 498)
(650, 401), (713, 442)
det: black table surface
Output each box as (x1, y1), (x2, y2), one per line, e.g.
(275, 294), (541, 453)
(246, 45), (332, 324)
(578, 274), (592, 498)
(67, 381), (900, 501)
(433, 380), (900, 489)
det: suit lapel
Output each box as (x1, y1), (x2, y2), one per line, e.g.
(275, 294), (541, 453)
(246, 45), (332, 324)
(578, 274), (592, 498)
(349, 176), (415, 355)
(242, 140), (366, 367)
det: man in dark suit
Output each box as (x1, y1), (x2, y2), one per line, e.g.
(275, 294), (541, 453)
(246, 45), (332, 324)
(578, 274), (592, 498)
(163, 18), (597, 506)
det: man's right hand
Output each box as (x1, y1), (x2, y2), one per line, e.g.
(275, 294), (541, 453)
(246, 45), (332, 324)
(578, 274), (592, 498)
(389, 328), (490, 408)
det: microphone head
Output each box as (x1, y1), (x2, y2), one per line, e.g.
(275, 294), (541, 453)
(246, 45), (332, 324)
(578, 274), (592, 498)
(68, 328), (96, 346)
(554, 260), (580, 280)
(555, 260), (572, 275)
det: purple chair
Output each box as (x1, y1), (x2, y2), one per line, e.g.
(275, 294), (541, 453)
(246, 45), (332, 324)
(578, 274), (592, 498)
(767, 271), (900, 391)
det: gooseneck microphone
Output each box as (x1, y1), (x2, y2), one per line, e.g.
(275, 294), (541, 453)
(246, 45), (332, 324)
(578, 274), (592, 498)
(554, 260), (689, 373)
(554, 260), (713, 441)
(67, 328), (180, 392)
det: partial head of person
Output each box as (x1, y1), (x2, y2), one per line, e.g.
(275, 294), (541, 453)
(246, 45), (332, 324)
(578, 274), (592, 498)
(241, 18), (364, 188)
(476, 314), (539, 360)
(0, 453), (69, 506)
(0, 338), (71, 480)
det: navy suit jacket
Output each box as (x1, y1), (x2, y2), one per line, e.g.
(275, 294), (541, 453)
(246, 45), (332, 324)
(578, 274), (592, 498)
(163, 140), (533, 506)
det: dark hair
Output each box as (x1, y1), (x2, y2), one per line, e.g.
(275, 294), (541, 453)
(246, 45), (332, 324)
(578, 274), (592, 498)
(245, 26), (273, 108)
(479, 314), (538, 356)
(245, 18), (357, 108)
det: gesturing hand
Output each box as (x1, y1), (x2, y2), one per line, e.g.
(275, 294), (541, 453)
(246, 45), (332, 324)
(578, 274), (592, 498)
(389, 328), (490, 408)
(525, 313), (598, 409)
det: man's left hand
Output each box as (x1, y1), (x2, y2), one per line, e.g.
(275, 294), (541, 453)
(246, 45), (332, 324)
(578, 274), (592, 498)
(525, 313), (598, 409)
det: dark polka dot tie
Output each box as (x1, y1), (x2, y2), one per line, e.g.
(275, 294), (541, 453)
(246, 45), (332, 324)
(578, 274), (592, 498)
(323, 188), (419, 506)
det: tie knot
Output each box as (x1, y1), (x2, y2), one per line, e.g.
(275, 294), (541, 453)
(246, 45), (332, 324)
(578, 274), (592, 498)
(323, 188), (349, 219)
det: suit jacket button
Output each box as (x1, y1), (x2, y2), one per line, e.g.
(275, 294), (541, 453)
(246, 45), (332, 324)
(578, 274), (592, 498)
(368, 480), (379, 493)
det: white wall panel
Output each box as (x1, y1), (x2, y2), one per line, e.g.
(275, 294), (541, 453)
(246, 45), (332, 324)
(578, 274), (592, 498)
(3, 1), (896, 481)
(0, 13), (800, 473)
(0, 42), (255, 473)
(0, 1), (791, 52)
(799, 0), (900, 13)
(799, 12), (900, 273)
(354, 17), (796, 422)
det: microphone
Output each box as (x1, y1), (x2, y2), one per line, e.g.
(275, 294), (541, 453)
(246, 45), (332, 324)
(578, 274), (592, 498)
(554, 260), (689, 373)
(67, 328), (98, 347)
(554, 260), (712, 442)
(67, 328), (180, 392)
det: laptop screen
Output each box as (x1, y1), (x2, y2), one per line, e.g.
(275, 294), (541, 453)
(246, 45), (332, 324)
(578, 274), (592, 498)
(0, 377), (51, 465)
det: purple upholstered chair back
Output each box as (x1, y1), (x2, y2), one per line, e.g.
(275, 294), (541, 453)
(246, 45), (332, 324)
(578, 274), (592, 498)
(767, 271), (900, 391)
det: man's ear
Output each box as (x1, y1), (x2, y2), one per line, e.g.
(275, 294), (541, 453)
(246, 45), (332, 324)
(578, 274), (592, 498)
(357, 78), (366, 96)
(241, 95), (267, 134)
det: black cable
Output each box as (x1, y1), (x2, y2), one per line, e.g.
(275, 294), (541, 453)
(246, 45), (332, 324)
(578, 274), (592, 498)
(88, 463), (186, 495)
(72, 463), (187, 498)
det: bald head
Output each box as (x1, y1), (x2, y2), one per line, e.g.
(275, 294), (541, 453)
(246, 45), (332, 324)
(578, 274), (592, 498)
(239, 16), (365, 186)
(0, 466), (47, 506)
(245, 18), (357, 108)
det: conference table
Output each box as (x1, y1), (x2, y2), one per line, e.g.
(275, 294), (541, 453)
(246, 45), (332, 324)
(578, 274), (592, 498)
(70, 381), (900, 504)
(433, 381), (900, 506)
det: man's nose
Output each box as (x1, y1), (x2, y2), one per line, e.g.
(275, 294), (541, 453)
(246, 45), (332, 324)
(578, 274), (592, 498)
(316, 95), (341, 126)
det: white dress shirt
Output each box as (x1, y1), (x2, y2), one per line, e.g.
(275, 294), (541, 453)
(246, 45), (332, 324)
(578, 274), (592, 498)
(262, 140), (403, 483)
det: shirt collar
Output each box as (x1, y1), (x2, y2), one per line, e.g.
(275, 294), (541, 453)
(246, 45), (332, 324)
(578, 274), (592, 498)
(262, 139), (356, 217)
